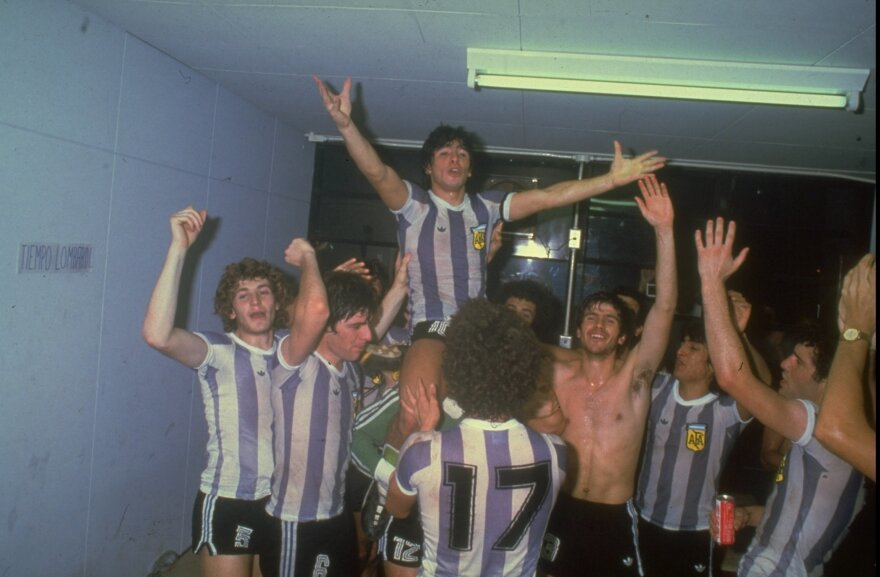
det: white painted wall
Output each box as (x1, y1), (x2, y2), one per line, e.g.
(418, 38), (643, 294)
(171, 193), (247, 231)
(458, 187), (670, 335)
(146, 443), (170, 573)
(0, 2), (314, 575)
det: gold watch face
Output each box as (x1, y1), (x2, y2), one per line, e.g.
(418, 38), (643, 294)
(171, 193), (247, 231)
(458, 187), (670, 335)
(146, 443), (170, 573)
(843, 328), (863, 341)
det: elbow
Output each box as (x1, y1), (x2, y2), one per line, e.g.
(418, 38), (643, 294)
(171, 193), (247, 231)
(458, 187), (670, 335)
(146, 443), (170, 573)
(301, 298), (330, 327)
(142, 326), (168, 352)
(713, 368), (740, 392)
(814, 417), (845, 453)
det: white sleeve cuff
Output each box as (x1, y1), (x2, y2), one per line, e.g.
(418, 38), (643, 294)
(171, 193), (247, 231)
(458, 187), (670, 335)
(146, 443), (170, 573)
(374, 458), (396, 488)
(794, 398), (817, 447)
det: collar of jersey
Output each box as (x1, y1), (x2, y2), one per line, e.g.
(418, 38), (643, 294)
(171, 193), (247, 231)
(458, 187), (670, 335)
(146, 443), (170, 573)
(672, 379), (718, 406)
(228, 331), (277, 355)
(428, 188), (468, 211)
(314, 350), (347, 376)
(460, 417), (520, 430)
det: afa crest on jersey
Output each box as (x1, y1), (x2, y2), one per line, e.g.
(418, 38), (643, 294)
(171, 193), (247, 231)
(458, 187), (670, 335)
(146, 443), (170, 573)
(686, 423), (707, 452)
(471, 224), (487, 250)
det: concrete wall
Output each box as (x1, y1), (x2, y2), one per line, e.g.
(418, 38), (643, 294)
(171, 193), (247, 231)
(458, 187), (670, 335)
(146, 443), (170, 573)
(0, 2), (314, 575)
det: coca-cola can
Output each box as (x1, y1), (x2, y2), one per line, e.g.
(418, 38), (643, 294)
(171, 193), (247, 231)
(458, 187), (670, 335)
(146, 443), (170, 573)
(713, 494), (736, 545)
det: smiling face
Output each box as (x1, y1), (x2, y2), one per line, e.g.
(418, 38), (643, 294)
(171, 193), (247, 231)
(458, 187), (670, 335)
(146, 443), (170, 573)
(577, 301), (627, 357)
(228, 277), (278, 339)
(426, 140), (471, 195)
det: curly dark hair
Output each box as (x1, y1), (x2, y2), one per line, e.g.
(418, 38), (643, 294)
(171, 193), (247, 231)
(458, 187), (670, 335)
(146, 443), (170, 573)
(324, 270), (378, 329)
(214, 258), (290, 332)
(575, 291), (635, 353)
(442, 299), (546, 421)
(420, 124), (478, 171)
(494, 278), (562, 344)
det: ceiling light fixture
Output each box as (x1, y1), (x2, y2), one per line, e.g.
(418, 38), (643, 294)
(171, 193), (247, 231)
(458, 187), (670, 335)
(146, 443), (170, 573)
(467, 48), (869, 111)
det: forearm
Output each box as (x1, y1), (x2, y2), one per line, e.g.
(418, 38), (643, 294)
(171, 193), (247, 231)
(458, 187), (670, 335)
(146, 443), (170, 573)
(702, 279), (751, 388)
(508, 173), (615, 221)
(652, 227), (677, 314)
(143, 244), (187, 348)
(336, 122), (403, 203)
(635, 226), (676, 367)
(373, 284), (407, 340)
(293, 252), (328, 325)
(816, 341), (871, 445)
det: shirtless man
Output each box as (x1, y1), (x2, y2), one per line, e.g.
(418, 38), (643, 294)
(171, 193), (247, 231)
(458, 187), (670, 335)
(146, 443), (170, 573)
(540, 175), (677, 577)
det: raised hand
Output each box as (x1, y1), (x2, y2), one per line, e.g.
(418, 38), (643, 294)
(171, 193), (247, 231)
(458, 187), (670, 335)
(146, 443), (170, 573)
(486, 221), (504, 263)
(728, 290), (752, 334)
(314, 75), (353, 130)
(609, 140), (666, 187)
(391, 252), (411, 291)
(838, 253), (875, 335)
(695, 217), (749, 283)
(333, 257), (371, 280)
(284, 238), (316, 268)
(169, 206), (206, 251)
(635, 174), (673, 228)
(400, 378), (441, 433)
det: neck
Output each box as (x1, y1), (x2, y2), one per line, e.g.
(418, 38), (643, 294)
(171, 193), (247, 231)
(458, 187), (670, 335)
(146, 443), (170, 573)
(431, 183), (466, 205)
(578, 350), (618, 386)
(234, 329), (273, 350)
(316, 340), (344, 370)
(677, 378), (711, 400)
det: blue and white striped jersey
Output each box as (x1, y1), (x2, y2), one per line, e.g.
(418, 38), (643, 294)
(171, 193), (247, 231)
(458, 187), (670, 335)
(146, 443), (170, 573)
(636, 373), (748, 531)
(394, 181), (510, 329)
(739, 400), (865, 577)
(193, 331), (280, 500)
(267, 347), (359, 522)
(396, 418), (567, 577)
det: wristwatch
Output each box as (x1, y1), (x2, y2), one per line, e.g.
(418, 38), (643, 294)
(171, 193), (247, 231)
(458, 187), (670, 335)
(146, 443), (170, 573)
(841, 327), (870, 342)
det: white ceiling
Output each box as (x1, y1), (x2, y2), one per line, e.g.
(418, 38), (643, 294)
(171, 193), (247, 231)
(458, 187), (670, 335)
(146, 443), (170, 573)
(70, 0), (876, 182)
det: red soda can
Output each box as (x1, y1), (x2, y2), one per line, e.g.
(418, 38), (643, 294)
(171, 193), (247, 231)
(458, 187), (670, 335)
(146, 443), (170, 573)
(713, 494), (736, 545)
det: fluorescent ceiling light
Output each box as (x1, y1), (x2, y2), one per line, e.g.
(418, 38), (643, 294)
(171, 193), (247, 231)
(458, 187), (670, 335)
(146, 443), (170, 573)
(467, 48), (869, 111)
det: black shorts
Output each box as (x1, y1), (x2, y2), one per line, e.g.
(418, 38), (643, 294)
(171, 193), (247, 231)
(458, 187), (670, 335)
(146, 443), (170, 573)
(411, 320), (450, 342)
(378, 510), (423, 568)
(345, 462), (373, 513)
(260, 511), (358, 577)
(638, 517), (716, 577)
(540, 492), (643, 577)
(191, 491), (272, 556)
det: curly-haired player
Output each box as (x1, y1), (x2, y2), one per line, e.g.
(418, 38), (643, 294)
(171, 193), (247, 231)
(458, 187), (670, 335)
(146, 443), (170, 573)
(385, 299), (567, 576)
(143, 207), (293, 577)
(213, 257), (291, 332)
